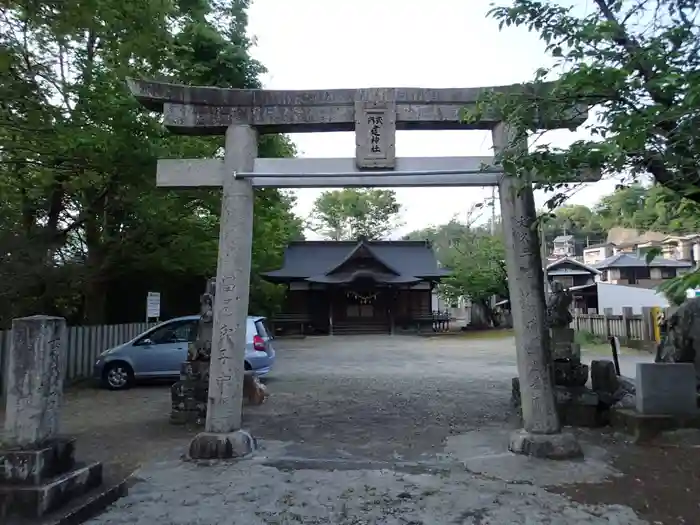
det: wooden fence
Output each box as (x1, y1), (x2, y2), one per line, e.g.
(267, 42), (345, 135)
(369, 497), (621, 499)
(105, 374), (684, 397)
(570, 306), (662, 348)
(0, 322), (154, 397)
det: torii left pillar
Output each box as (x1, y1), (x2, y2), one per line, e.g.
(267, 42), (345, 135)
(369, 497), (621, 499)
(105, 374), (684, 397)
(188, 124), (257, 459)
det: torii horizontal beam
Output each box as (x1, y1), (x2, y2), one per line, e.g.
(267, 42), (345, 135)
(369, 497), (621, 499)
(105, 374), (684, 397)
(156, 156), (600, 188)
(127, 79), (588, 135)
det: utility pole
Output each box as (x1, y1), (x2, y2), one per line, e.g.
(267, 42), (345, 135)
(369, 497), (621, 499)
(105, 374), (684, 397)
(490, 186), (496, 235)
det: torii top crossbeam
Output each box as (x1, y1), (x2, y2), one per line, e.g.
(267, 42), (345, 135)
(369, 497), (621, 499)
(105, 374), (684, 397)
(127, 79), (587, 135)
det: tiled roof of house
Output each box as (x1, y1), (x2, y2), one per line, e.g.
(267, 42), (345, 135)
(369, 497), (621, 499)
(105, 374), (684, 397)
(546, 257), (601, 275)
(594, 253), (692, 269)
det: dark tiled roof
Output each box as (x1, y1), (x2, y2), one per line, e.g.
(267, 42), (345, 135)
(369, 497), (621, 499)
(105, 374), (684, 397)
(594, 253), (693, 269)
(547, 268), (595, 276)
(546, 257), (601, 275)
(262, 240), (450, 281)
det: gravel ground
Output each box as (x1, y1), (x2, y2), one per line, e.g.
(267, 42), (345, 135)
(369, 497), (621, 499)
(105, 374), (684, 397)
(6, 333), (697, 524)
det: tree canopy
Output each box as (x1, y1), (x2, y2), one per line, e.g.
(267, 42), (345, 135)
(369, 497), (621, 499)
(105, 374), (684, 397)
(406, 182), (700, 316)
(0, 0), (303, 326)
(474, 0), (700, 298)
(540, 183), (700, 250)
(404, 210), (507, 324)
(471, 0), (700, 203)
(308, 188), (403, 241)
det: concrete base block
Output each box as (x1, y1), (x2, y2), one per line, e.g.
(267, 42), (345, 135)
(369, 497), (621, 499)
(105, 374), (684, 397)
(0, 462), (103, 519)
(553, 361), (589, 387)
(0, 437), (76, 485)
(610, 408), (700, 443)
(636, 363), (697, 416)
(512, 378), (606, 427)
(188, 430), (256, 460)
(509, 429), (583, 460)
(552, 342), (581, 360)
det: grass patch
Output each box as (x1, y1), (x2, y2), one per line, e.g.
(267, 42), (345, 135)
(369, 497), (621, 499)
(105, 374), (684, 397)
(429, 328), (514, 340)
(574, 330), (609, 346)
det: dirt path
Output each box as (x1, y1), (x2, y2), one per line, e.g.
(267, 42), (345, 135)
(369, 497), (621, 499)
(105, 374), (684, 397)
(5, 333), (698, 523)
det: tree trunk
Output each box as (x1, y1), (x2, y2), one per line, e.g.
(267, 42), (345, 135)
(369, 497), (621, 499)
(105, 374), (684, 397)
(83, 215), (108, 324)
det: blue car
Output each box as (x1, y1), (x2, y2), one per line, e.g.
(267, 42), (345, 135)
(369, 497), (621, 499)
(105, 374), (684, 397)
(93, 315), (276, 390)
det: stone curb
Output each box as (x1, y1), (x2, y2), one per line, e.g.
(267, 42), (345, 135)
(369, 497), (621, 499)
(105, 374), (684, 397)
(44, 474), (138, 525)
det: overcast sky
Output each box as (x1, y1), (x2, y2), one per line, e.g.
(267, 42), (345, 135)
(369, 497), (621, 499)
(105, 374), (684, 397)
(246, 0), (619, 237)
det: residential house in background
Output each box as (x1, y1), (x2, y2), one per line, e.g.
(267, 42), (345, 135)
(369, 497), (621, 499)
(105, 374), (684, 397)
(583, 232), (700, 270)
(594, 253), (692, 286)
(660, 234), (700, 264)
(545, 257), (601, 289)
(552, 235), (576, 258)
(582, 243), (616, 266)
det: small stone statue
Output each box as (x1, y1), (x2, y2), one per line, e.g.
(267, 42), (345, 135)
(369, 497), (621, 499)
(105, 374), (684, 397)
(546, 281), (573, 329)
(187, 278), (215, 362)
(655, 298), (700, 390)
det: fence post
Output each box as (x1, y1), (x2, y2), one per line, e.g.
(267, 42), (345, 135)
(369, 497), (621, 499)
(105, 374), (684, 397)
(621, 307), (633, 342)
(649, 306), (662, 344)
(641, 306), (653, 342)
(603, 308), (613, 337)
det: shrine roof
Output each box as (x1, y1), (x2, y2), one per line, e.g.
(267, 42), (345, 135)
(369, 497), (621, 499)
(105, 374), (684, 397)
(262, 240), (449, 282)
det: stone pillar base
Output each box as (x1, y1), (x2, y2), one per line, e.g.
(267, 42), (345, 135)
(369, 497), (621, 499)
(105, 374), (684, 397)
(0, 438), (103, 519)
(188, 430), (256, 460)
(508, 429), (583, 460)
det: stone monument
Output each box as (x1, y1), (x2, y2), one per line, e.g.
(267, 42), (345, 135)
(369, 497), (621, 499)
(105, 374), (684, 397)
(512, 282), (598, 430)
(171, 279), (268, 428)
(170, 278), (216, 426)
(546, 282), (588, 387)
(0, 316), (102, 519)
(655, 297), (700, 390)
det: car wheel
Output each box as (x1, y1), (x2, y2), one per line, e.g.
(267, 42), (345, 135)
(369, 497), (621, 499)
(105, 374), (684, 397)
(103, 362), (134, 390)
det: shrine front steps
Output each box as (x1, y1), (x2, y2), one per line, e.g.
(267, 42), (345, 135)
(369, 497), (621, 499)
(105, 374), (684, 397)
(0, 437), (103, 520)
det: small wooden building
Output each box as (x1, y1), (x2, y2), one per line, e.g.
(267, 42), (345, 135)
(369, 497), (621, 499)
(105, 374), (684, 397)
(262, 239), (450, 335)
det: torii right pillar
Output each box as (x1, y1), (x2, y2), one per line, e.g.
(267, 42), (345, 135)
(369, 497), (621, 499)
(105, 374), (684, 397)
(492, 122), (583, 459)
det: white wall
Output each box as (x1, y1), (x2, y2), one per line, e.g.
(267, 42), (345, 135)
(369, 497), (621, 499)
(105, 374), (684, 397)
(596, 282), (669, 314)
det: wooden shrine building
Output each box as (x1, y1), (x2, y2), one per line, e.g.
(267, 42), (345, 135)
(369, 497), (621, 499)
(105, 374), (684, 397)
(262, 239), (450, 335)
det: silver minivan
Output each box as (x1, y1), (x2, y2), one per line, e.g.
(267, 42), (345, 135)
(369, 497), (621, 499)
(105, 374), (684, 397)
(93, 315), (276, 390)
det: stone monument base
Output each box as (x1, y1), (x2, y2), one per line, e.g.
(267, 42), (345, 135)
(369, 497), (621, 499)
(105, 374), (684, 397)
(509, 429), (583, 460)
(188, 430), (256, 460)
(611, 407), (700, 443)
(511, 377), (608, 427)
(0, 438), (103, 519)
(171, 362), (269, 426)
(171, 361), (209, 426)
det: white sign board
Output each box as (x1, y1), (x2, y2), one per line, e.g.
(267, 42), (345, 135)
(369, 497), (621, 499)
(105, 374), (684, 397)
(146, 292), (161, 319)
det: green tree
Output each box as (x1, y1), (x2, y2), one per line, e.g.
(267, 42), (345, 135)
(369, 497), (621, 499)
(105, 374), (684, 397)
(541, 204), (606, 251)
(308, 188), (402, 240)
(0, 0), (302, 325)
(595, 184), (700, 234)
(405, 212), (507, 325)
(474, 0), (700, 302)
(440, 232), (507, 325)
(473, 0), (700, 202)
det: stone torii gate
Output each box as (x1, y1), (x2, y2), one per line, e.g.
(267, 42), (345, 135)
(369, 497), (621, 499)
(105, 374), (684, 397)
(128, 79), (595, 460)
